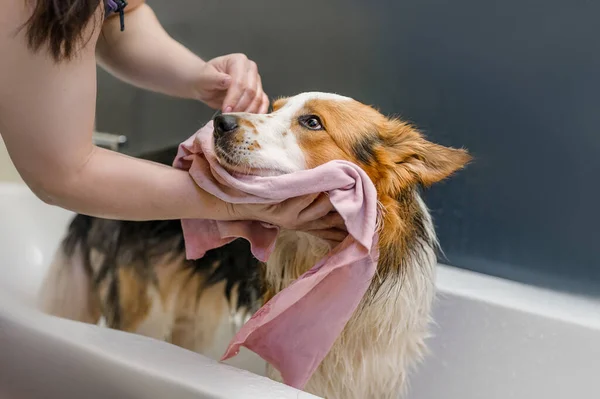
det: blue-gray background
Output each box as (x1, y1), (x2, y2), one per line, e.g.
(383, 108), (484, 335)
(96, 0), (600, 295)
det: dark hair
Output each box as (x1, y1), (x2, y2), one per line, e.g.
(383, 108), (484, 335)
(24, 0), (102, 62)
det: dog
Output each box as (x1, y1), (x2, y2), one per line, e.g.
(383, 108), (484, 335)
(39, 92), (470, 398)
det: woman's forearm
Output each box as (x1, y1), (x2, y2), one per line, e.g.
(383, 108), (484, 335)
(1, 1), (248, 225)
(44, 146), (231, 221)
(96, 4), (204, 100)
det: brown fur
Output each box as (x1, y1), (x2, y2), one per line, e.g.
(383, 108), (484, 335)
(254, 95), (470, 397)
(40, 93), (470, 399)
(282, 97), (470, 285)
(115, 267), (152, 332)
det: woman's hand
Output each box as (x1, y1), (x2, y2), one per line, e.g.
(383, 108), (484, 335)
(98, 6), (268, 112)
(232, 194), (349, 246)
(194, 53), (269, 114)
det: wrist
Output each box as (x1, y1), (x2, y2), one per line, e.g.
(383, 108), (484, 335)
(190, 186), (242, 221)
(224, 202), (246, 221)
(183, 58), (208, 101)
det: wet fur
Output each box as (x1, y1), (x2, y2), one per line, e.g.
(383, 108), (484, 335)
(212, 93), (469, 398)
(38, 147), (264, 367)
(39, 93), (469, 399)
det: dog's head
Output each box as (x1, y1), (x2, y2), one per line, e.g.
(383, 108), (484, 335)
(213, 91), (469, 197)
(213, 91), (470, 284)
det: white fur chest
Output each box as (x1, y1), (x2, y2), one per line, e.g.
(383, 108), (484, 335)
(265, 205), (438, 399)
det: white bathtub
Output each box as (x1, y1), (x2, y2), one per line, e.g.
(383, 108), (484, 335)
(1, 182), (599, 398)
(0, 183), (319, 399)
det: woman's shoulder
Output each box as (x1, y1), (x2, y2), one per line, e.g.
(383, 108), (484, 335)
(0, 1), (28, 33)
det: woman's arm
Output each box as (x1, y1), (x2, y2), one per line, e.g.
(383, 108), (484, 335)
(96, 1), (203, 101)
(0, 6), (229, 221)
(0, 3), (343, 238)
(97, 2), (268, 113)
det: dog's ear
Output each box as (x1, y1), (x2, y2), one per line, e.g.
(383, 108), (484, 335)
(400, 140), (471, 187)
(383, 120), (471, 187)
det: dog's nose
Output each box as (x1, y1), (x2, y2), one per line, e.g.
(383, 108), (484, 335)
(214, 115), (239, 138)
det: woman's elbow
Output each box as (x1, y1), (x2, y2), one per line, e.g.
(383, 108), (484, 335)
(23, 174), (70, 207)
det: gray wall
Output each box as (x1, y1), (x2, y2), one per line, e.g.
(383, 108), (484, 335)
(96, 0), (600, 295)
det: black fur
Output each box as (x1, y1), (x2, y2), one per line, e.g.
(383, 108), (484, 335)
(352, 135), (380, 165)
(59, 145), (262, 328)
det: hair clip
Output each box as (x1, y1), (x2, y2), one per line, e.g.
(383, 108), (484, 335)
(105, 0), (128, 31)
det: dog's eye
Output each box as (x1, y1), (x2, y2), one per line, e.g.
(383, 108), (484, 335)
(299, 115), (323, 130)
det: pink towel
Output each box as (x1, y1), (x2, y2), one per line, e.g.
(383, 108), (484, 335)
(173, 122), (380, 389)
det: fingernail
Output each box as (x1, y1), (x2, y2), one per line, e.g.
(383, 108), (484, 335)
(224, 106), (233, 113)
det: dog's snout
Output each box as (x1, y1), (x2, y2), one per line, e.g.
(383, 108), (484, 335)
(214, 115), (239, 138)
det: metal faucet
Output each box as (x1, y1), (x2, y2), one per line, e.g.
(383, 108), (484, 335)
(92, 131), (127, 152)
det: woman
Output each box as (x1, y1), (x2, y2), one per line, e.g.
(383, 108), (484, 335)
(0, 0), (344, 240)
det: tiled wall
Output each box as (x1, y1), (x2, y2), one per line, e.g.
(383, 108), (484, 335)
(0, 137), (23, 183)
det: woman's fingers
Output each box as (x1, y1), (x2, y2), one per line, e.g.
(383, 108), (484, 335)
(297, 211), (346, 232)
(297, 194), (335, 225)
(303, 228), (348, 244)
